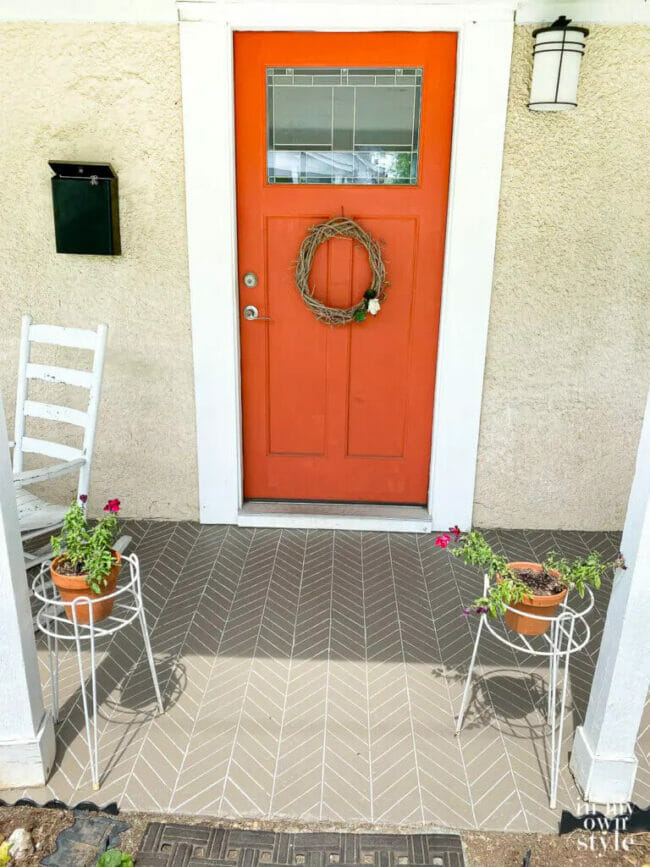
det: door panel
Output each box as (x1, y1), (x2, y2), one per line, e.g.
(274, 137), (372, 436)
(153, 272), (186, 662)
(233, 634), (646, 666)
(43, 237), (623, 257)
(346, 217), (417, 460)
(235, 32), (456, 504)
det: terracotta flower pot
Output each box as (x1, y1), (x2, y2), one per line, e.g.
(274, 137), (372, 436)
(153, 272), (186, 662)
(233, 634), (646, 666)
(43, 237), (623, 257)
(50, 550), (121, 624)
(498, 561), (567, 636)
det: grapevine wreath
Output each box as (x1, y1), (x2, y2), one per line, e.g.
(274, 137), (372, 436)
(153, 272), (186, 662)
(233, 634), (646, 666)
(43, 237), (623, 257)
(294, 216), (388, 325)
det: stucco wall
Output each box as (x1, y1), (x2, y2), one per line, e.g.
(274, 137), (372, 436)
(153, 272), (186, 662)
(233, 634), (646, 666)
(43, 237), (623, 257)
(474, 24), (650, 529)
(0, 23), (647, 528)
(0, 24), (198, 519)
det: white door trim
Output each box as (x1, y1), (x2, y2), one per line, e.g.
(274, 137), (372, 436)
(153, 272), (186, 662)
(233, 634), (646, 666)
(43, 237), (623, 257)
(2, 0), (648, 25)
(178, 0), (514, 531)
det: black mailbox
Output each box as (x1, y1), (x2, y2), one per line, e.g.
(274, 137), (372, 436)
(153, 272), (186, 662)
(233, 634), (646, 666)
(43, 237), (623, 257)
(49, 161), (121, 255)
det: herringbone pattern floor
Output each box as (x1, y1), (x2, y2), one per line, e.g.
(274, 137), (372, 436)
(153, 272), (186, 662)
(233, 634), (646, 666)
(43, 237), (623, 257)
(4, 524), (649, 833)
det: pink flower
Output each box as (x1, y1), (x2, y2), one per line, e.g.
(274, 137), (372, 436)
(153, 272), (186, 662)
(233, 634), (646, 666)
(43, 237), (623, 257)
(449, 525), (461, 540)
(103, 498), (121, 513)
(435, 534), (451, 548)
(79, 494), (88, 503)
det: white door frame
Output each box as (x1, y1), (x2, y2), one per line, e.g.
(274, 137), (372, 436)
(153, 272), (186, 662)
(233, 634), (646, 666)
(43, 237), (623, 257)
(178, 0), (514, 531)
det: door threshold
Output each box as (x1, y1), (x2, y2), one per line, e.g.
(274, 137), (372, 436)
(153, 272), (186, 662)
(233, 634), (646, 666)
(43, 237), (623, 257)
(238, 501), (432, 533)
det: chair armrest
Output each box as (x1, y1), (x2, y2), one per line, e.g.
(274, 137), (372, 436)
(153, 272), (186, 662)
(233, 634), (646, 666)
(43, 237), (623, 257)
(14, 457), (86, 486)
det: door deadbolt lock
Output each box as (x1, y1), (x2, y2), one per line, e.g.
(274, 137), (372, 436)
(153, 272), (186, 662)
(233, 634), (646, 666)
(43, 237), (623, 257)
(242, 271), (258, 288)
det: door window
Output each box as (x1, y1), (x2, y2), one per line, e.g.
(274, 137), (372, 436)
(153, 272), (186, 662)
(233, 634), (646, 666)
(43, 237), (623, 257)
(266, 67), (423, 185)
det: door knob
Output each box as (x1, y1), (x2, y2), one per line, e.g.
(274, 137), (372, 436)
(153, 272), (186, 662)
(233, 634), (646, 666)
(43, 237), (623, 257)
(243, 305), (272, 321)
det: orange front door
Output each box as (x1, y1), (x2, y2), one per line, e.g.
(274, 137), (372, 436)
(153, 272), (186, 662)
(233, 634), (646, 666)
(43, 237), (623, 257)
(235, 32), (456, 504)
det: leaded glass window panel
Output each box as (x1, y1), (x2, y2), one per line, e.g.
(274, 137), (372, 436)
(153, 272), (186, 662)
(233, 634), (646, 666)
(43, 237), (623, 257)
(266, 67), (423, 185)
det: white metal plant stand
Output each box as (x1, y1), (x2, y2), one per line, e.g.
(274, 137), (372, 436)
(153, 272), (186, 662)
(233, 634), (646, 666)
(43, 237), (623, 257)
(32, 552), (163, 790)
(455, 575), (594, 809)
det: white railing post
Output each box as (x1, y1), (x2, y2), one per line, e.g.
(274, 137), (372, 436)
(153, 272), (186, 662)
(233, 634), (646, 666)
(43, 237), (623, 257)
(0, 394), (55, 788)
(571, 388), (650, 803)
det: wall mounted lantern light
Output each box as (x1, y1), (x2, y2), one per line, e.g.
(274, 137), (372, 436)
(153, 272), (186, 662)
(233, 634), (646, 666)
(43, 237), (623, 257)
(529, 15), (589, 111)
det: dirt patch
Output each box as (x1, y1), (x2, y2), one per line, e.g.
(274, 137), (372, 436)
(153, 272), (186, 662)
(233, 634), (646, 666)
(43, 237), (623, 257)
(463, 829), (650, 865)
(2, 807), (649, 866)
(0, 806), (74, 865)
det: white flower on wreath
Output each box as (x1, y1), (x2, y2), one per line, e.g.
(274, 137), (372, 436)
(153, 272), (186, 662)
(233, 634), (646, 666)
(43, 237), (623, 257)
(367, 298), (381, 316)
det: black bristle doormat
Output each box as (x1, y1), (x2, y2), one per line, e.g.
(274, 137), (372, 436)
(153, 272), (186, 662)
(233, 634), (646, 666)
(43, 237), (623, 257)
(136, 826), (465, 867)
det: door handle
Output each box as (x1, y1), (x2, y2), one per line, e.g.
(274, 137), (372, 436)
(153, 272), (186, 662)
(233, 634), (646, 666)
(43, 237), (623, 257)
(243, 305), (272, 322)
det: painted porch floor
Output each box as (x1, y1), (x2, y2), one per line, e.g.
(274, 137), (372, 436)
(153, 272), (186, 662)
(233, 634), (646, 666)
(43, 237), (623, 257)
(5, 523), (650, 833)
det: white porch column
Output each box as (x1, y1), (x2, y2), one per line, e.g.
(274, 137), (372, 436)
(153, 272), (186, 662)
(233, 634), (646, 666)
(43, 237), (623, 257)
(0, 394), (55, 788)
(571, 388), (650, 803)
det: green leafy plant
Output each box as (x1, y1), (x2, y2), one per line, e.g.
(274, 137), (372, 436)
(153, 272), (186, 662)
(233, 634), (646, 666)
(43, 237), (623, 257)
(435, 526), (625, 619)
(543, 550), (613, 598)
(97, 849), (134, 867)
(51, 496), (121, 594)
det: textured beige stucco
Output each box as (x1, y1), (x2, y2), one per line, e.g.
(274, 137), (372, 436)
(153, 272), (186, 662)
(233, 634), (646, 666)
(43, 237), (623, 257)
(0, 23), (647, 527)
(0, 24), (197, 519)
(474, 25), (650, 529)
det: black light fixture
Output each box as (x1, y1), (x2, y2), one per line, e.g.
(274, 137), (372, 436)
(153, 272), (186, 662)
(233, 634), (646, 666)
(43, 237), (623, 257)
(49, 161), (121, 255)
(528, 16), (589, 111)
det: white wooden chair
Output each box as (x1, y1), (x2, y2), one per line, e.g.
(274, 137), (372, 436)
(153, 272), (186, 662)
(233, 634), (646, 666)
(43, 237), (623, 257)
(11, 315), (108, 569)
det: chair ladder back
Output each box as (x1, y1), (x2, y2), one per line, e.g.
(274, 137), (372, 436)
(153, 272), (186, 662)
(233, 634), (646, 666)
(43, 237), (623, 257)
(12, 314), (32, 475)
(78, 323), (108, 498)
(12, 315), (109, 496)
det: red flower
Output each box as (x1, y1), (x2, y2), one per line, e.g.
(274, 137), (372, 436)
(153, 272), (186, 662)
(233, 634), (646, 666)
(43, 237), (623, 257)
(103, 498), (121, 513)
(435, 534), (451, 548)
(79, 494), (88, 503)
(449, 525), (461, 540)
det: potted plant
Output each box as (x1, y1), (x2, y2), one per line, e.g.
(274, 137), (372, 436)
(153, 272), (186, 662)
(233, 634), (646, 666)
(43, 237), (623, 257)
(50, 495), (122, 624)
(435, 527), (625, 636)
